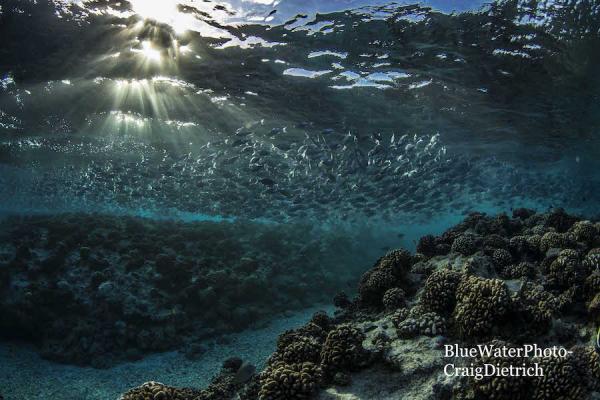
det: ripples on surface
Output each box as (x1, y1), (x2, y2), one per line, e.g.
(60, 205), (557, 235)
(1, 0), (599, 224)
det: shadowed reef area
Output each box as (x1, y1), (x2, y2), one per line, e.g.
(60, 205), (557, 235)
(0, 214), (380, 368)
(112, 208), (600, 400)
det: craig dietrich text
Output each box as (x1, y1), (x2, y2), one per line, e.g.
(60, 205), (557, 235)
(443, 343), (572, 380)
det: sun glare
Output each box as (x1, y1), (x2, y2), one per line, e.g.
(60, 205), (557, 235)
(127, 0), (197, 34)
(131, 40), (162, 62)
(128, 0), (178, 24)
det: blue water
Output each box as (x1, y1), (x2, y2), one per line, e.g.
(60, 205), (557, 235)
(1, 0), (600, 396)
(1, 0), (599, 226)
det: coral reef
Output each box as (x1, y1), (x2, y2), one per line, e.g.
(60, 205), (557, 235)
(320, 324), (367, 372)
(119, 381), (201, 400)
(501, 261), (536, 279)
(454, 275), (510, 338)
(532, 351), (587, 400)
(451, 234), (478, 256)
(381, 287), (406, 310)
(357, 249), (413, 308)
(470, 340), (530, 400)
(0, 213), (369, 367)
(393, 307), (446, 338)
(119, 358), (248, 400)
(250, 316), (368, 400)
(492, 248), (513, 269)
(258, 361), (323, 400)
(584, 248), (600, 271)
(416, 234), (438, 257)
(278, 336), (322, 364)
(108, 209), (600, 399)
(419, 268), (462, 315)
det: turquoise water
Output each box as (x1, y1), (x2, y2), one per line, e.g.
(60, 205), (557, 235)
(1, 0), (599, 225)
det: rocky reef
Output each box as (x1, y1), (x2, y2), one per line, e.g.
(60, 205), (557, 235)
(0, 213), (373, 367)
(119, 208), (600, 399)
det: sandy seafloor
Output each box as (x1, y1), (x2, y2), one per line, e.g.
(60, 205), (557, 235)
(0, 305), (333, 400)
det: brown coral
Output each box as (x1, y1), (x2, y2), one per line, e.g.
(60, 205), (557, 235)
(510, 282), (555, 336)
(276, 323), (327, 352)
(501, 262), (536, 279)
(320, 325), (366, 372)
(394, 307), (446, 338)
(382, 287), (406, 310)
(119, 382), (200, 400)
(569, 220), (597, 243)
(492, 248), (513, 269)
(453, 276), (510, 338)
(357, 249), (412, 307)
(539, 231), (576, 254)
(258, 361), (323, 400)
(532, 350), (587, 400)
(451, 234), (478, 256)
(508, 235), (539, 260)
(309, 311), (332, 331)
(583, 248), (600, 271)
(470, 340), (530, 400)
(277, 336), (322, 364)
(484, 234), (509, 250)
(419, 268), (461, 316)
(416, 234), (438, 257)
(546, 249), (583, 287)
(544, 208), (578, 233)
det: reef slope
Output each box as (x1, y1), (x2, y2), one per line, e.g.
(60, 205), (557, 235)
(0, 214), (370, 367)
(119, 208), (600, 400)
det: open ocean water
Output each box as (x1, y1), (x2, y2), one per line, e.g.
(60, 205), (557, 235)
(1, 0), (600, 399)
